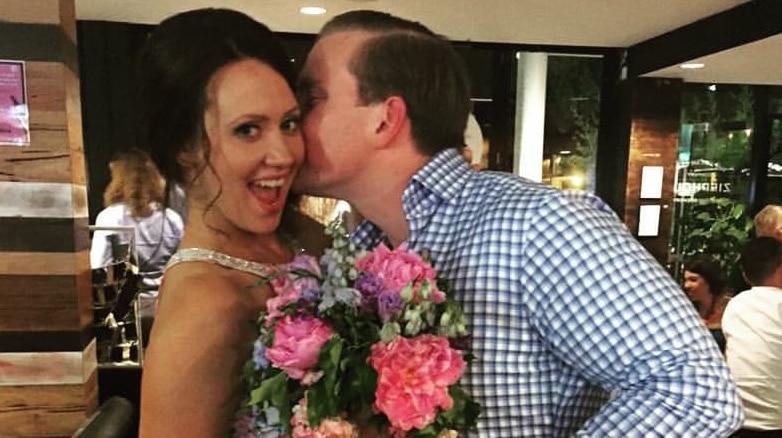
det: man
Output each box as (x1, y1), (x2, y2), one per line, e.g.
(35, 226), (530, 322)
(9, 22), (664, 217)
(753, 204), (782, 240)
(724, 237), (782, 437)
(294, 10), (743, 437)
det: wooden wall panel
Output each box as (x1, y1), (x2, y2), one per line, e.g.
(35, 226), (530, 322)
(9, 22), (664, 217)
(0, 350), (98, 437)
(0, 1), (97, 436)
(623, 78), (682, 266)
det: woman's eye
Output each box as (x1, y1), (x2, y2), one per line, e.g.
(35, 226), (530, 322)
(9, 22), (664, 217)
(234, 123), (260, 139)
(281, 115), (301, 134)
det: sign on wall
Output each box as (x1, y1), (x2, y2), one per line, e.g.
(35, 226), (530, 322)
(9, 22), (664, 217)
(0, 60), (30, 146)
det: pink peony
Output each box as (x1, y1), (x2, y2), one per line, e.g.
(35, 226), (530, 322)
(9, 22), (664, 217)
(265, 315), (333, 380)
(291, 396), (358, 438)
(355, 244), (445, 304)
(369, 335), (466, 431)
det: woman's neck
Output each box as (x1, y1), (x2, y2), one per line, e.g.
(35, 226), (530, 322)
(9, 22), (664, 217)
(179, 225), (293, 265)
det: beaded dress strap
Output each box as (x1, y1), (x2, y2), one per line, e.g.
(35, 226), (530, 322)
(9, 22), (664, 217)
(165, 248), (275, 278)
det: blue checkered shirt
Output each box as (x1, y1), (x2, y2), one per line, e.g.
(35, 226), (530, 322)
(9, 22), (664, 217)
(352, 149), (743, 437)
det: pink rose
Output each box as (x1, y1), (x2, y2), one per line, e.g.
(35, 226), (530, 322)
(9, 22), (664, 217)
(356, 244), (445, 304)
(369, 335), (466, 431)
(265, 315), (332, 380)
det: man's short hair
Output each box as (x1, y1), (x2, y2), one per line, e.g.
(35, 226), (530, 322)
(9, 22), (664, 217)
(753, 204), (782, 237)
(740, 236), (782, 286)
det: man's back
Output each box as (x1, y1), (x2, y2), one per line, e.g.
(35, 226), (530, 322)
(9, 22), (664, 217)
(723, 287), (782, 431)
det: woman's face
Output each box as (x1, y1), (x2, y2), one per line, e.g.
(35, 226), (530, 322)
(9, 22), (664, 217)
(683, 270), (711, 303)
(189, 58), (303, 235)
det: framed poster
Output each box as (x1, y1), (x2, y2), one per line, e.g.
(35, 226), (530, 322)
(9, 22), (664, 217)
(638, 204), (662, 237)
(640, 165), (664, 199)
(0, 60), (30, 146)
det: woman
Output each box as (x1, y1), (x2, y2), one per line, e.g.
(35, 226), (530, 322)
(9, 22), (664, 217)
(683, 254), (731, 353)
(90, 149), (184, 344)
(135, 9), (306, 437)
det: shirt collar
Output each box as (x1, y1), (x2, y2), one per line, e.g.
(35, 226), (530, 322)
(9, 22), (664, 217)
(353, 148), (472, 248)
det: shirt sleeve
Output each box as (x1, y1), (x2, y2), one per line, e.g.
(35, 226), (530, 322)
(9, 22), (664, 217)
(522, 191), (743, 436)
(90, 209), (117, 268)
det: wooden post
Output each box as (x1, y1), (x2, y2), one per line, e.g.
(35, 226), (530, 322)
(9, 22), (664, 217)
(0, 1), (97, 436)
(623, 77), (682, 267)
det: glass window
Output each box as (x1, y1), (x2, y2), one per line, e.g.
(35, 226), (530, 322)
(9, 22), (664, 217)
(543, 55), (603, 192)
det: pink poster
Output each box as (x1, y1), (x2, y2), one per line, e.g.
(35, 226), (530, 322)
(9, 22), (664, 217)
(0, 60), (30, 146)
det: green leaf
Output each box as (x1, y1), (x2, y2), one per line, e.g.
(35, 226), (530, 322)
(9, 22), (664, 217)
(437, 385), (481, 432)
(307, 337), (343, 425)
(249, 371), (292, 428)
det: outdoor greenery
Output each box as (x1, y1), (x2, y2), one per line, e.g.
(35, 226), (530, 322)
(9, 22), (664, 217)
(675, 84), (756, 291)
(545, 56), (602, 185)
(677, 196), (752, 291)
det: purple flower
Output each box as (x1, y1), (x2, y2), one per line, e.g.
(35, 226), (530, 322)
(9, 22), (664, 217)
(289, 254), (321, 276)
(356, 274), (385, 300)
(301, 288), (321, 302)
(377, 289), (404, 322)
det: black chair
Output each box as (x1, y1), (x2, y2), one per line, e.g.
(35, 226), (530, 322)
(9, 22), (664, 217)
(71, 396), (135, 438)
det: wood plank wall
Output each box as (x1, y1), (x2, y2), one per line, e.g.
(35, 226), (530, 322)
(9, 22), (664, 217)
(623, 78), (683, 267)
(0, 1), (97, 436)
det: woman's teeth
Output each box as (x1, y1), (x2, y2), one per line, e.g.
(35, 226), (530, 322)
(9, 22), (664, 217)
(252, 179), (284, 189)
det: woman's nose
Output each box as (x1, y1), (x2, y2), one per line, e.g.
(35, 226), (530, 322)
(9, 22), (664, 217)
(263, 135), (298, 167)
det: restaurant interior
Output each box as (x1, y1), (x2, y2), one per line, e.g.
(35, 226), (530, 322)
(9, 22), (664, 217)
(1, 0), (781, 436)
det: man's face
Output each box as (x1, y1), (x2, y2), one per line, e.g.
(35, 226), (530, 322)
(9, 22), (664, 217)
(294, 31), (378, 200)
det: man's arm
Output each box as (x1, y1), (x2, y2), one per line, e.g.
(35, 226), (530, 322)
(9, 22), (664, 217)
(525, 192), (743, 436)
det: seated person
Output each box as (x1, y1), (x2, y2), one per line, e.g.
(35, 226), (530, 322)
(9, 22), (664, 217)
(724, 237), (782, 437)
(682, 254), (731, 352)
(90, 149), (184, 345)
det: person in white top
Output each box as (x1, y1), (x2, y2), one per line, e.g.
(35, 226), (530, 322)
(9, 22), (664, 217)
(90, 149), (184, 343)
(723, 236), (782, 436)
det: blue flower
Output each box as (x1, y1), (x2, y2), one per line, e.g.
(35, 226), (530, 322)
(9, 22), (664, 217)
(252, 339), (269, 370)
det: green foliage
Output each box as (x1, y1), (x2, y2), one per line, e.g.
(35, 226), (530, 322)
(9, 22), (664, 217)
(249, 371), (294, 428)
(681, 84), (753, 171)
(545, 57), (602, 178)
(679, 197), (752, 289)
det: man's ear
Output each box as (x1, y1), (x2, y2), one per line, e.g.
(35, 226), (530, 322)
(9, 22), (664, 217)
(373, 95), (407, 145)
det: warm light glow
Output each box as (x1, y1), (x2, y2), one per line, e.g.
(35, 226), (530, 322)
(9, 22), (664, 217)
(559, 150), (572, 155)
(300, 6), (326, 15)
(680, 62), (705, 70)
(569, 174), (584, 188)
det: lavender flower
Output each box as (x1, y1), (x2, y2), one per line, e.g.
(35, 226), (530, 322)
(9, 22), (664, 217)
(301, 288), (321, 302)
(355, 274), (385, 300)
(377, 289), (404, 322)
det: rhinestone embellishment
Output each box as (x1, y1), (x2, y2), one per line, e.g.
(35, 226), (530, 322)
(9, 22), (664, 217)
(165, 247), (275, 278)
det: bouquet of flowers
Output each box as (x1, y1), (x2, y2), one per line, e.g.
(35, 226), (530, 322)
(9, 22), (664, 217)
(235, 220), (480, 438)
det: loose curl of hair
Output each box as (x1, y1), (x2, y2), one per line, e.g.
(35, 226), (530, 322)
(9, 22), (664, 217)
(103, 149), (165, 218)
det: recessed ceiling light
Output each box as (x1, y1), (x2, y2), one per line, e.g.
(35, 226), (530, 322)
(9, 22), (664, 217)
(300, 6), (326, 15)
(680, 62), (705, 70)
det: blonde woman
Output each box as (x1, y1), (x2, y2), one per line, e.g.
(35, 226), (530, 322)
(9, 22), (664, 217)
(90, 148), (184, 341)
